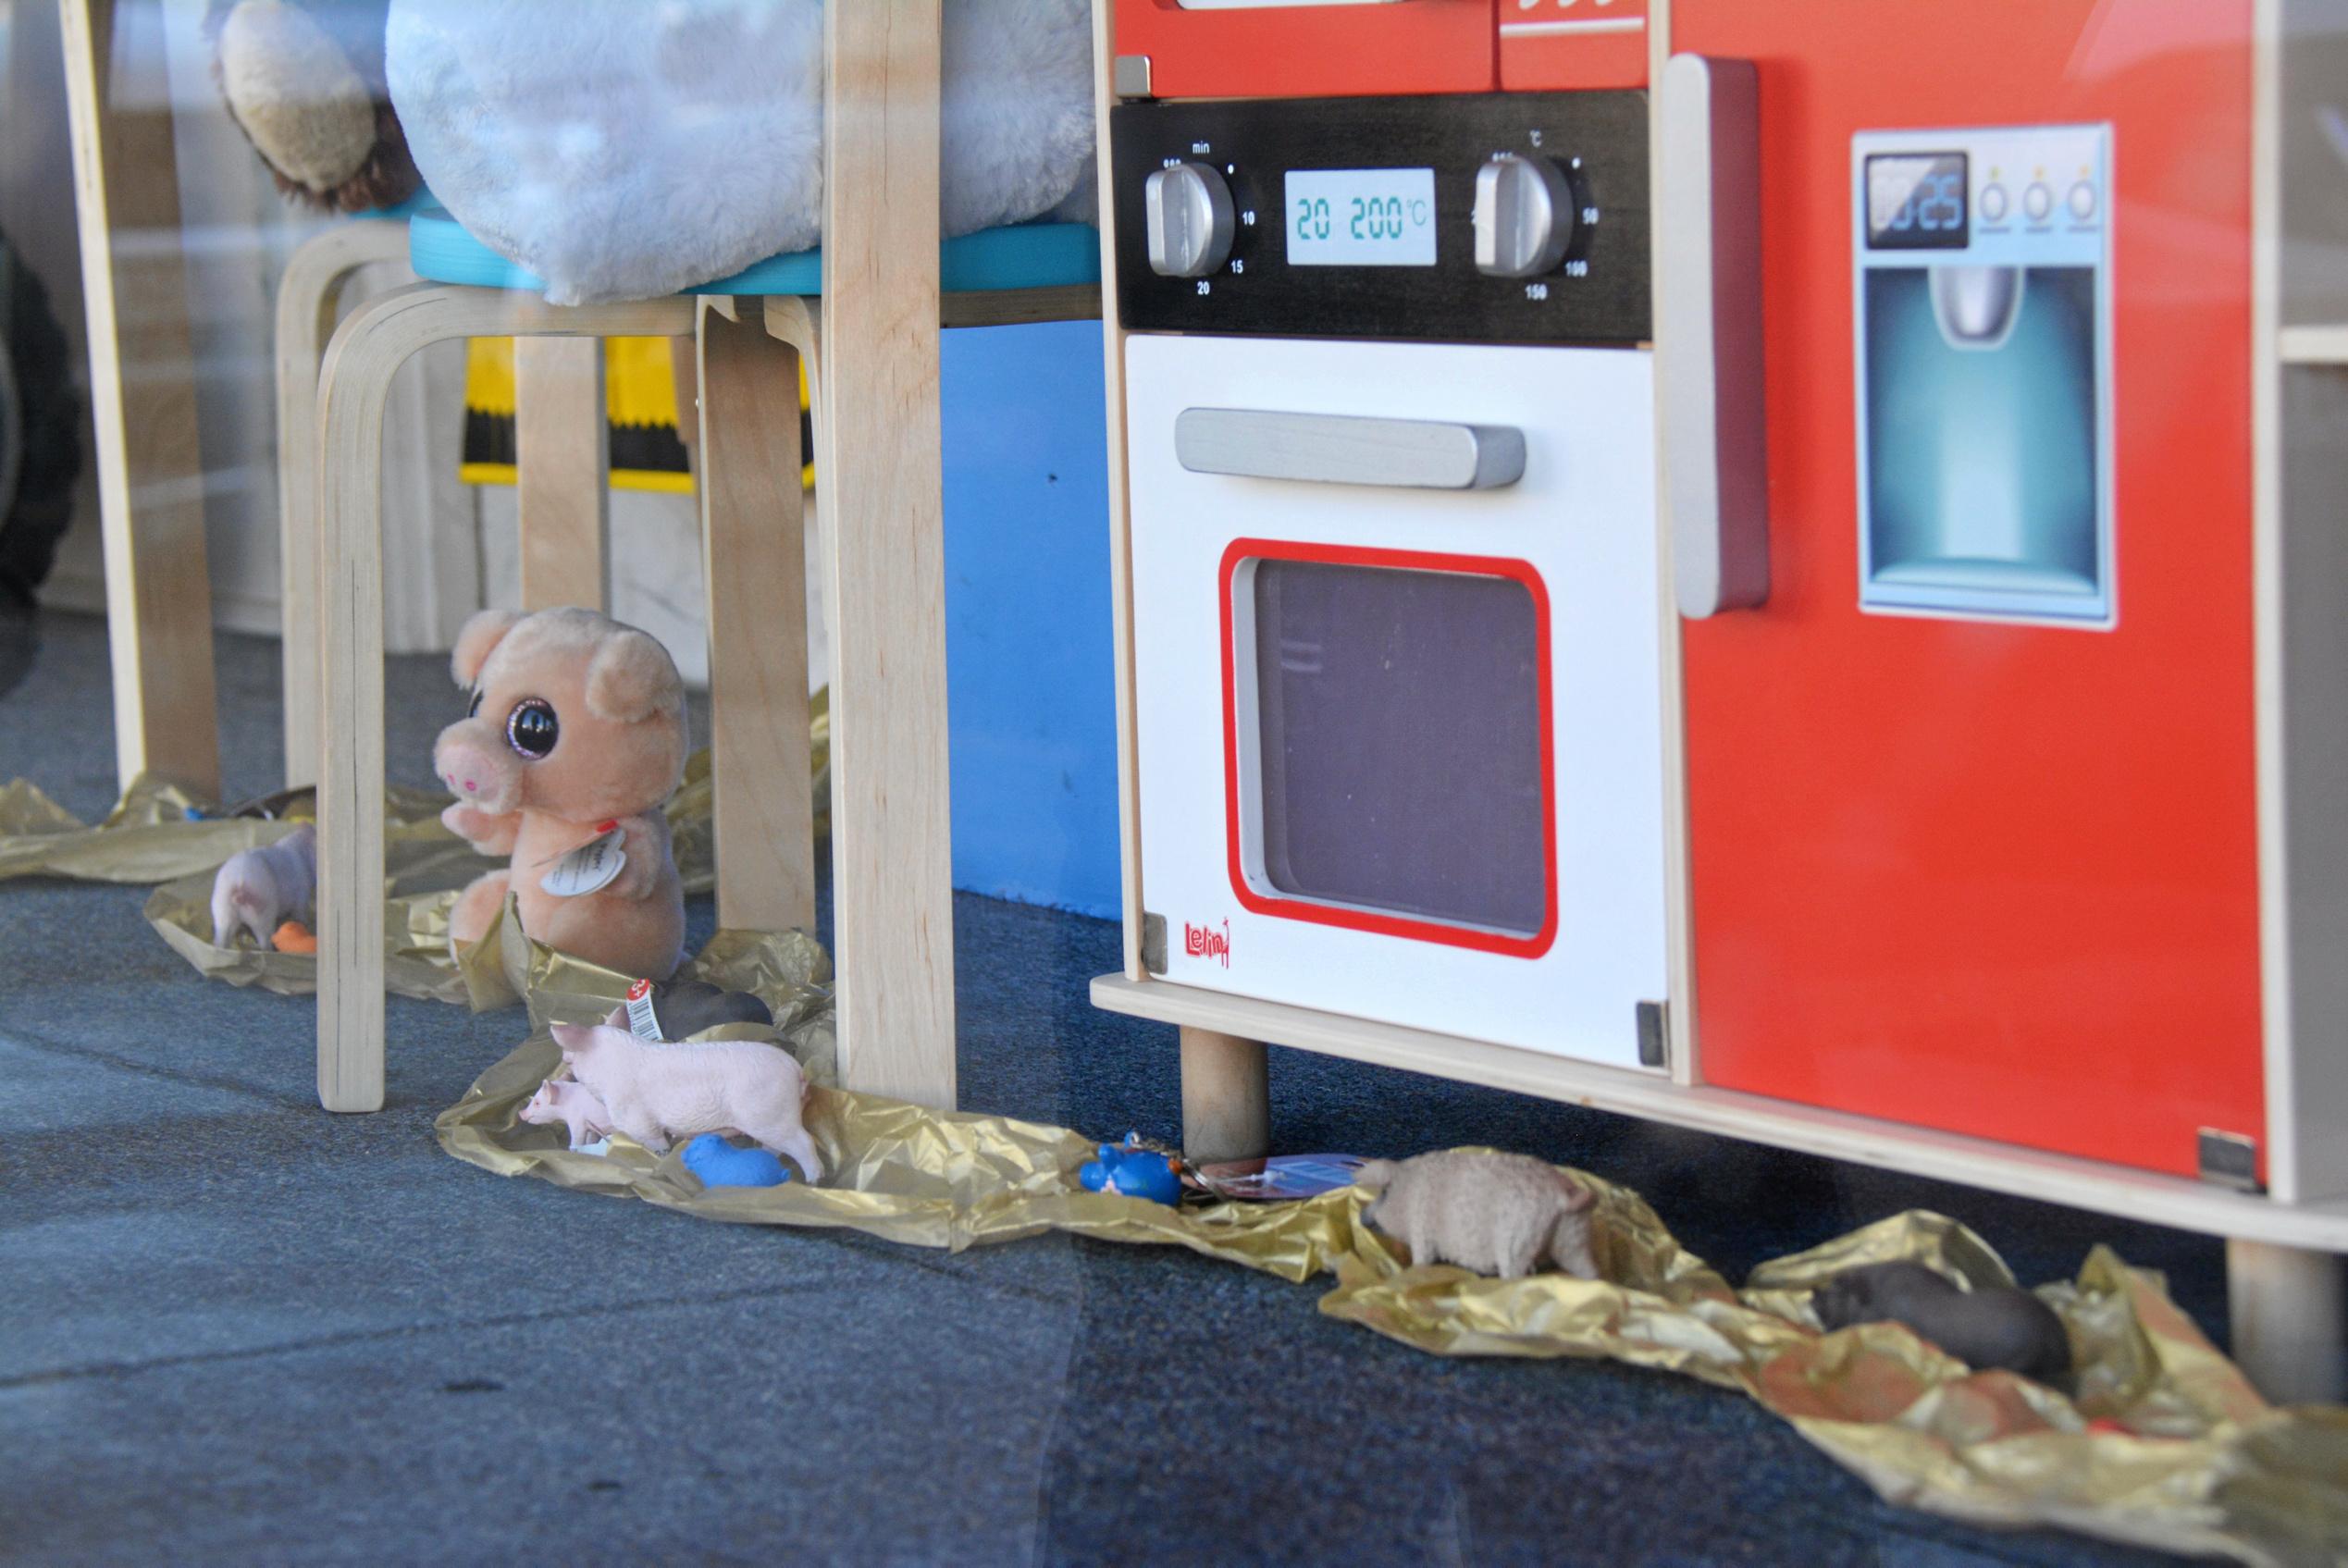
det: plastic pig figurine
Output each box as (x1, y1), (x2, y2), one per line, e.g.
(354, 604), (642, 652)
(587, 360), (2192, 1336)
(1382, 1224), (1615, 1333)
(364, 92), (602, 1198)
(549, 1015), (822, 1183)
(1355, 1150), (1601, 1281)
(1812, 1261), (2071, 1382)
(1079, 1133), (1184, 1205)
(209, 823), (317, 950)
(517, 1077), (613, 1152)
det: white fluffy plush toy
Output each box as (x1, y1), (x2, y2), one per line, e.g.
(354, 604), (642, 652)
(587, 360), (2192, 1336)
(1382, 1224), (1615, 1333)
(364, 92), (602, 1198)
(386, 0), (1095, 304)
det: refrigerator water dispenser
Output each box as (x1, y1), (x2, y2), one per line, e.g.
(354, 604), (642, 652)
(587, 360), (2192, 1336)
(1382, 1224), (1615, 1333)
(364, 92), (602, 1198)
(1853, 126), (2113, 626)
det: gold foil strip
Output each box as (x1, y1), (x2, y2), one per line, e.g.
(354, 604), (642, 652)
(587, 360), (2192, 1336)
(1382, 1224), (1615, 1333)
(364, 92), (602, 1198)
(3, 707), (825, 891)
(440, 1037), (2348, 1566)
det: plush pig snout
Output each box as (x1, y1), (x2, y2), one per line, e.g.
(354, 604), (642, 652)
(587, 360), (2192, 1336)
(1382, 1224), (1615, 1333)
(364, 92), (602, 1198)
(433, 719), (523, 813)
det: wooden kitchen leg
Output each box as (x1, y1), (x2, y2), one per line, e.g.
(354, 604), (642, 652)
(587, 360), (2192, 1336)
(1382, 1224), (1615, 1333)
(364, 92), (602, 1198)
(58, 0), (220, 802)
(2226, 1239), (2345, 1404)
(695, 297), (815, 935)
(819, 3), (958, 1111)
(1180, 1027), (1270, 1165)
(514, 337), (610, 612)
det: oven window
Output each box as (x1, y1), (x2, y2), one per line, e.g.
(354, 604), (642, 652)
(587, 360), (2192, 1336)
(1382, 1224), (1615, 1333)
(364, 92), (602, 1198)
(1244, 558), (1549, 935)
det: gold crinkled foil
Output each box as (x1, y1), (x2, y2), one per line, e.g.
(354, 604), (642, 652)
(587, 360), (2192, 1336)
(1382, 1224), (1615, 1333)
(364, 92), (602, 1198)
(5, 696), (827, 893)
(439, 1002), (2348, 1567)
(126, 744), (785, 1000)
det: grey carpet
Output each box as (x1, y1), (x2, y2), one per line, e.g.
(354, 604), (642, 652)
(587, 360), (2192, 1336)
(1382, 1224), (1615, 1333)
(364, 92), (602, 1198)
(0, 612), (2233, 1565)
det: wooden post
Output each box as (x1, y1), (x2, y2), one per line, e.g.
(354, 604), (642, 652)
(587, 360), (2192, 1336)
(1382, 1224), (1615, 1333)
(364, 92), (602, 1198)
(2227, 1239), (2346, 1404)
(57, 0), (221, 801)
(695, 298), (816, 934)
(514, 337), (609, 611)
(1180, 1028), (1271, 1165)
(821, 2), (957, 1109)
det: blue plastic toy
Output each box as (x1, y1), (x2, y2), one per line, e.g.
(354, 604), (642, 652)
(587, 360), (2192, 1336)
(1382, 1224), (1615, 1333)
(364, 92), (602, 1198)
(1079, 1133), (1184, 1205)
(681, 1133), (790, 1189)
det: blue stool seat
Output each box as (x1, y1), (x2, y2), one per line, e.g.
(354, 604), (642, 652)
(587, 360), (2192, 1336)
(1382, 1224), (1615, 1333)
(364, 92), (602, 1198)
(407, 206), (1100, 297)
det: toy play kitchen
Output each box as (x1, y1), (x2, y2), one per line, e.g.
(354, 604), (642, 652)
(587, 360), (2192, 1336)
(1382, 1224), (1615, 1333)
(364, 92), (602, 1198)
(1088, 0), (2348, 1399)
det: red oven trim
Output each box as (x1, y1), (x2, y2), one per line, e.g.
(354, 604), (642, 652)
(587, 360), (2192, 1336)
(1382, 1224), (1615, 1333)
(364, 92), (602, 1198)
(1217, 537), (1559, 959)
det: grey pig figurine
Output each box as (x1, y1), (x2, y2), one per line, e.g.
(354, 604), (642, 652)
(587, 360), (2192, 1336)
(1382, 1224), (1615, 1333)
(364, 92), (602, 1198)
(1812, 1261), (2072, 1382)
(209, 823), (316, 950)
(1356, 1150), (1600, 1280)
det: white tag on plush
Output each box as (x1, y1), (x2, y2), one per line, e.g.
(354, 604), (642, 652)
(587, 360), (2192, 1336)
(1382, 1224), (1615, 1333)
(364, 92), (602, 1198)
(624, 977), (663, 1042)
(540, 827), (625, 897)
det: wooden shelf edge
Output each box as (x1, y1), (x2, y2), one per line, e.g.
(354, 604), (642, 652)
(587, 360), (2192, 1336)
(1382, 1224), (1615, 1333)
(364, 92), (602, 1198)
(2279, 324), (2348, 364)
(1091, 974), (2348, 1251)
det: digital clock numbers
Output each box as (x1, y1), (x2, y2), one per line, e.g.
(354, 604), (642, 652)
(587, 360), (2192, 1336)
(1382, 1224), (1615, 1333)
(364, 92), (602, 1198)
(1865, 153), (1969, 250)
(1284, 167), (1438, 266)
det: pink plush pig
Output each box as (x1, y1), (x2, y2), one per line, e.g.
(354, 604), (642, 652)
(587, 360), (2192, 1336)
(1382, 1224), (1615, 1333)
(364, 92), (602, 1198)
(517, 1077), (613, 1151)
(550, 1015), (822, 1182)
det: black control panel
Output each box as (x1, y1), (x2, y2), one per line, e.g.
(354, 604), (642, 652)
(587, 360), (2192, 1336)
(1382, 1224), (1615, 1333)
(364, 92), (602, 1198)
(1111, 92), (1650, 344)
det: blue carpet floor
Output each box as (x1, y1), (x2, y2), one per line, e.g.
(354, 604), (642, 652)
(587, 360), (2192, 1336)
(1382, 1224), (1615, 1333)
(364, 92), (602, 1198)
(0, 612), (2234, 1565)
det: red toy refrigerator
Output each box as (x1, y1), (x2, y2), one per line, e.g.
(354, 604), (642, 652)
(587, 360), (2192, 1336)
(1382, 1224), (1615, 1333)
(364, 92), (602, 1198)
(1671, 0), (2275, 1183)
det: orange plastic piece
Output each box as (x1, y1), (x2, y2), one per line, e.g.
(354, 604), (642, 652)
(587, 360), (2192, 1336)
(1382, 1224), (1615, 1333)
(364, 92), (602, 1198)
(274, 920), (317, 955)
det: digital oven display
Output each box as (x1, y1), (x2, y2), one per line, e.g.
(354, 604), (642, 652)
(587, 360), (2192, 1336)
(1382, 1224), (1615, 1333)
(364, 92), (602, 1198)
(1865, 154), (1969, 250)
(1284, 167), (1439, 266)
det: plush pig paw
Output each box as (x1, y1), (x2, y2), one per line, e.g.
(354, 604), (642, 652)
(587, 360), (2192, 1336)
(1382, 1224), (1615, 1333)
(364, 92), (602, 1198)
(607, 815), (666, 900)
(441, 801), (521, 855)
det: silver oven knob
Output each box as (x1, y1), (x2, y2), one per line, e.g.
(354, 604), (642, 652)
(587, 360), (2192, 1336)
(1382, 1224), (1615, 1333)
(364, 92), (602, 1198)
(1473, 153), (1576, 278)
(1144, 161), (1235, 278)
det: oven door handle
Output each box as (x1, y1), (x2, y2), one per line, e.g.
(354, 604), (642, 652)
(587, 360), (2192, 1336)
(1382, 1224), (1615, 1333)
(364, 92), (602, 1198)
(1173, 407), (1526, 490)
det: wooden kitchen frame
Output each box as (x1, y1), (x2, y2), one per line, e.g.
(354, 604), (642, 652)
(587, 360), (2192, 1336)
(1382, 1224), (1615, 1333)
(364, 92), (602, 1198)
(1086, 0), (2348, 1404)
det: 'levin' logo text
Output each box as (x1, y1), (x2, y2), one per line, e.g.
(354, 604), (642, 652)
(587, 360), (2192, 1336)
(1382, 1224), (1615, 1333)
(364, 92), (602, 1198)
(1184, 920), (1230, 969)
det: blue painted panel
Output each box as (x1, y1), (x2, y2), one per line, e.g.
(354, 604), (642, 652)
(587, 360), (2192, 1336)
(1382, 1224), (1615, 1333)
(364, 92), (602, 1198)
(941, 320), (1120, 919)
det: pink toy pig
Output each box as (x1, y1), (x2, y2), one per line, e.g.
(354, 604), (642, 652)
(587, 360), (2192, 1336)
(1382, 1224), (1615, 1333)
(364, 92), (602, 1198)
(209, 823), (316, 950)
(517, 1077), (613, 1151)
(550, 1014), (822, 1182)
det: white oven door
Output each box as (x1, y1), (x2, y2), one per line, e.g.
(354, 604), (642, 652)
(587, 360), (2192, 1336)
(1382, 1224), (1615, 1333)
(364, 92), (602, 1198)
(1126, 334), (1667, 1068)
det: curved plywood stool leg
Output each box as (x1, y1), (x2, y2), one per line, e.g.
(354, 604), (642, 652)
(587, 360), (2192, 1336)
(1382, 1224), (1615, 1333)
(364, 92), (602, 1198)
(58, 0), (221, 801)
(313, 284), (693, 1112)
(514, 338), (610, 612)
(277, 221), (414, 788)
(695, 295), (815, 934)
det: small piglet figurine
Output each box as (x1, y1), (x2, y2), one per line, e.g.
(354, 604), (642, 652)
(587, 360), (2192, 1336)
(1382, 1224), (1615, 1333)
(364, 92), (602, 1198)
(209, 823), (317, 950)
(517, 1077), (613, 1152)
(550, 1015), (822, 1183)
(1356, 1150), (1601, 1281)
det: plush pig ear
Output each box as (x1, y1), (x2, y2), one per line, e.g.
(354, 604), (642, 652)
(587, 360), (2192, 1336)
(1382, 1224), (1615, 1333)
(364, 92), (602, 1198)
(583, 628), (683, 724)
(549, 1021), (596, 1058)
(451, 609), (525, 688)
(603, 1006), (627, 1030)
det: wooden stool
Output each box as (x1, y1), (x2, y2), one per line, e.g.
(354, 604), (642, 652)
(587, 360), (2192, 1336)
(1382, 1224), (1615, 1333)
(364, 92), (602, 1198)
(307, 209), (1098, 1117)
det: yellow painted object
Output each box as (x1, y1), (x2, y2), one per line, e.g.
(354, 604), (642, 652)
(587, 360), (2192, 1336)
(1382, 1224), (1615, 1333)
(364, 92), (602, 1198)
(460, 338), (813, 493)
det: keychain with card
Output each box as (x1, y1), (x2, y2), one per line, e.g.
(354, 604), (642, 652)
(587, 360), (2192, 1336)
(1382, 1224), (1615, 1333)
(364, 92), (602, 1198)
(539, 821), (626, 897)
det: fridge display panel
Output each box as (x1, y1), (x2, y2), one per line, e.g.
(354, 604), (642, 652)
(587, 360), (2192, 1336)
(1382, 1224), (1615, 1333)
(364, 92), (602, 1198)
(1866, 154), (1970, 249)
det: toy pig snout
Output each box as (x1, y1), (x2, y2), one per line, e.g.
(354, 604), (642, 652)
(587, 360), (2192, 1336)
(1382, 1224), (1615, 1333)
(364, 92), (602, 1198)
(433, 718), (523, 813)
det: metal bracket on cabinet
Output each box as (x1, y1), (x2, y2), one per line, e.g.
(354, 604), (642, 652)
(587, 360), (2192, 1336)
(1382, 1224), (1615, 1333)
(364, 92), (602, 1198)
(2198, 1129), (2264, 1193)
(1637, 1001), (1669, 1069)
(1113, 54), (1154, 99)
(1141, 911), (1168, 976)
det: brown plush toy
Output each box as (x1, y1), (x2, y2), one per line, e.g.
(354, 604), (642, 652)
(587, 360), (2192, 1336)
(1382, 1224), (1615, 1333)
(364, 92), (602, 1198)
(433, 608), (688, 986)
(204, 0), (420, 213)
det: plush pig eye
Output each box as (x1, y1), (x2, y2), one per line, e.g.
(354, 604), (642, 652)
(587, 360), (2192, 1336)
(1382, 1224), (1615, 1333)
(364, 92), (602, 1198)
(506, 698), (560, 759)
